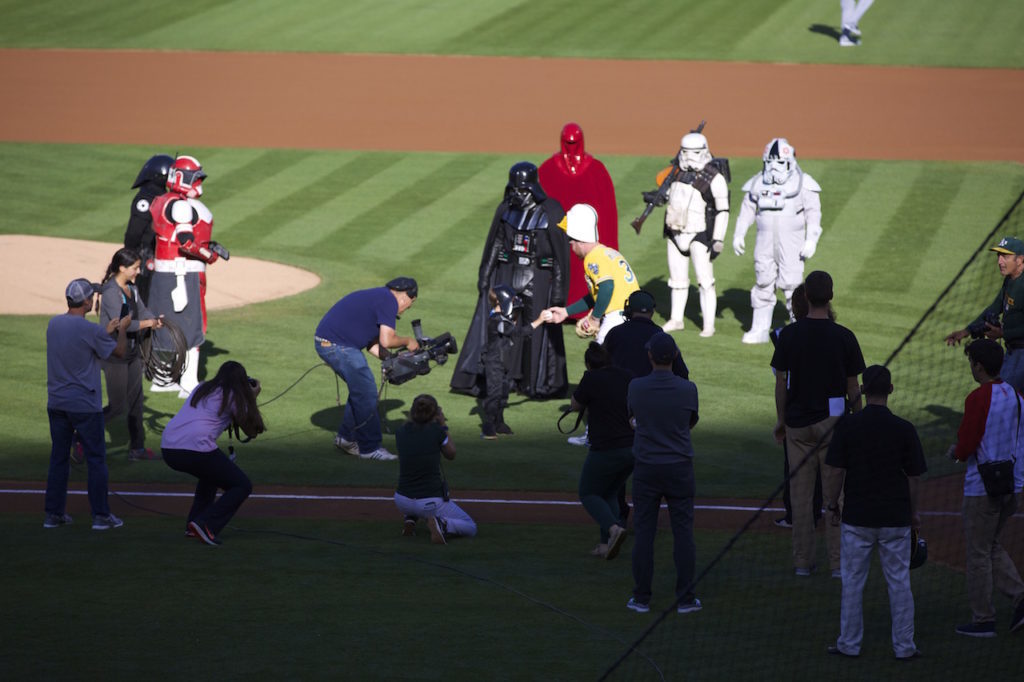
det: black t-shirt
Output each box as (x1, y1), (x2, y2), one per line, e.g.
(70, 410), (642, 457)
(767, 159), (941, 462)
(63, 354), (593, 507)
(573, 365), (635, 451)
(825, 405), (927, 527)
(770, 317), (865, 427)
(395, 421), (447, 499)
(603, 317), (689, 379)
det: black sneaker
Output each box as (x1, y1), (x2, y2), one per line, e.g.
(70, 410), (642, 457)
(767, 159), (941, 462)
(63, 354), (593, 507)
(1010, 600), (1024, 634)
(955, 621), (996, 638)
(495, 423), (514, 436)
(481, 424), (498, 440)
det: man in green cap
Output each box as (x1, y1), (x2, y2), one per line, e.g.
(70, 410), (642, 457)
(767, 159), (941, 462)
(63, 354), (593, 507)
(946, 236), (1024, 393)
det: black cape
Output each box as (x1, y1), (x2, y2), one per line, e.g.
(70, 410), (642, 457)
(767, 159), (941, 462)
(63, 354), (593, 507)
(450, 197), (570, 398)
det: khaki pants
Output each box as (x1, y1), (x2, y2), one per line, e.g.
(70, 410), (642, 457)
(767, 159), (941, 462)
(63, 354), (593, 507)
(786, 417), (845, 571)
(962, 493), (1024, 623)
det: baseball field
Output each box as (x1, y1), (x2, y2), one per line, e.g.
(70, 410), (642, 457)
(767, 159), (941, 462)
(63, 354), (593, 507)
(2, 1), (1024, 679)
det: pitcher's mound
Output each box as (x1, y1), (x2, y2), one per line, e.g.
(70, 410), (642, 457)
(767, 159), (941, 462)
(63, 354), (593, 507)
(1, 235), (320, 315)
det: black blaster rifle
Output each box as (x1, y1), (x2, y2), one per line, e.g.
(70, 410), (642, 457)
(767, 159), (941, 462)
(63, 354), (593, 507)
(630, 120), (706, 235)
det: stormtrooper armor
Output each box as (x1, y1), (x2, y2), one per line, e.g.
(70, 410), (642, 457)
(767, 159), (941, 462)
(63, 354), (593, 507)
(732, 138), (822, 344)
(663, 133), (730, 337)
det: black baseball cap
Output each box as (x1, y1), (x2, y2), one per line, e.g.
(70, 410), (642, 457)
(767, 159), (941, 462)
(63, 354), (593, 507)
(645, 331), (678, 364)
(626, 290), (656, 314)
(861, 365), (892, 396)
(386, 277), (418, 299)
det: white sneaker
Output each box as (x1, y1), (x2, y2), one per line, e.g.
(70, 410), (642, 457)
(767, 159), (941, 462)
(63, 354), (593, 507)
(91, 513), (124, 530)
(742, 330), (770, 345)
(699, 327), (715, 338)
(677, 598), (703, 614)
(360, 447), (397, 461)
(567, 434), (589, 447)
(839, 30), (860, 47)
(334, 435), (360, 456)
(844, 23), (862, 38)
(662, 319), (685, 332)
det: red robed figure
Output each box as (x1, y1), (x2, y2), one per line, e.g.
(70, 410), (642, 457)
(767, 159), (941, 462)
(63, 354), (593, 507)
(539, 123), (619, 318)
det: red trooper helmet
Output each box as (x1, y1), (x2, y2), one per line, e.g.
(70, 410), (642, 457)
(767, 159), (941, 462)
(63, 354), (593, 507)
(166, 155), (207, 198)
(560, 122), (587, 174)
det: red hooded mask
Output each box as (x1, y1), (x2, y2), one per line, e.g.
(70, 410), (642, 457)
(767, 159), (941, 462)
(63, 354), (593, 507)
(560, 122), (591, 175)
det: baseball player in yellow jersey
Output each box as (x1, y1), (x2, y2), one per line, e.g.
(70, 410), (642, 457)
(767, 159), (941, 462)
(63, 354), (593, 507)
(548, 204), (640, 344)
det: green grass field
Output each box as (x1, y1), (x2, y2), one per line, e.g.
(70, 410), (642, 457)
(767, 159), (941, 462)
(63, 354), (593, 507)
(2, 0), (1022, 67)
(4, 515), (1021, 680)
(2, 144), (1023, 496)
(3, 2), (1024, 679)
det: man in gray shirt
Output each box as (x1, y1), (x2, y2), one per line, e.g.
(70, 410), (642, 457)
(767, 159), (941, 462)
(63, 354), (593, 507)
(625, 331), (702, 614)
(45, 278), (129, 530)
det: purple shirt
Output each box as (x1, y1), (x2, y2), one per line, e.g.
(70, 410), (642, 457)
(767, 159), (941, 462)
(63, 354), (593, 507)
(161, 386), (234, 452)
(315, 287), (398, 349)
(46, 313), (117, 412)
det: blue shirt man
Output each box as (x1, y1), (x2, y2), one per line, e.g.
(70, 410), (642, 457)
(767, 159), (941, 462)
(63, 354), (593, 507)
(315, 277), (419, 461)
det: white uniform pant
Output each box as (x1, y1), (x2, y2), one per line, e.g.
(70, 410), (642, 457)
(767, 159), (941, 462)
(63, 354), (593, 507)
(394, 492), (478, 538)
(751, 229), (805, 314)
(666, 232), (714, 293)
(596, 309), (627, 344)
(840, 0), (875, 29)
(836, 524), (917, 658)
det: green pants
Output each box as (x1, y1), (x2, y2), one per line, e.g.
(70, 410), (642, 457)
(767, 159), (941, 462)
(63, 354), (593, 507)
(578, 446), (635, 542)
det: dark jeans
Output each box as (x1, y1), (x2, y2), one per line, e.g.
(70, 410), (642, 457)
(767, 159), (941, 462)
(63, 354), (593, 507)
(315, 340), (382, 453)
(578, 446), (634, 542)
(163, 448), (252, 535)
(102, 355), (145, 449)
(632, 459), (696, 605)
(46, 409), (110, 517)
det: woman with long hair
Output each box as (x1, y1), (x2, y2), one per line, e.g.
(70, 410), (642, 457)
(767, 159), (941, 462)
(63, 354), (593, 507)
(161, 360), (266, 546)
(394, 394), (476, 544)
(98, 247), (163, 460)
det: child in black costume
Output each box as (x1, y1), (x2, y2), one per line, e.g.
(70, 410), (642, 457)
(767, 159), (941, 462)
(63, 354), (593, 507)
(480, 285), (551, 439)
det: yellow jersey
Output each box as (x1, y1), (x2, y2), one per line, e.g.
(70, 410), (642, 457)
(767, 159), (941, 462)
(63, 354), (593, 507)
(583, 246), (640, 314)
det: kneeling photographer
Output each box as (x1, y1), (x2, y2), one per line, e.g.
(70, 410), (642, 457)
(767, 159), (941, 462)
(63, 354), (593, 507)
(946, 236), (1024, 393)
(315, 277), (420, 462)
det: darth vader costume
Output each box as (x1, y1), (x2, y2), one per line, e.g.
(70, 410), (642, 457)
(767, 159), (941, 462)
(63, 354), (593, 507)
(450, 162), (570, 398)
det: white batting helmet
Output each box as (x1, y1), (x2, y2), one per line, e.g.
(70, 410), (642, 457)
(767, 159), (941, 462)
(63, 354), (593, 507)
(559, 203), (599, 243)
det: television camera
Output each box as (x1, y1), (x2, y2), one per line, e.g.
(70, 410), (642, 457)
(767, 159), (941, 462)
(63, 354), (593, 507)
(380, 319), (458, 386)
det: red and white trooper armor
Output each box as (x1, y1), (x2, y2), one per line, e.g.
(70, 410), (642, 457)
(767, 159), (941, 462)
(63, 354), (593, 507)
(732, 138), (823, 344)
(148, 156), (223, 396)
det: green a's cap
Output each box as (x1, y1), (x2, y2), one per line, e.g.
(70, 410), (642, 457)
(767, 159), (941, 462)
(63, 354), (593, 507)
(990, 236), (1024, 256)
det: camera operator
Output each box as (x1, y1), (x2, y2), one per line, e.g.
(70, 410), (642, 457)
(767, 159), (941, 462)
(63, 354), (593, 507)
(946, 237), (1024, 393)
(315, 277), (420, 461)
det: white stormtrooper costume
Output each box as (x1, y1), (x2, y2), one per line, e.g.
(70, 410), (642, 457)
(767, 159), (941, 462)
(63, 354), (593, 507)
(732, 138), (822, 344)
(662, 133), (730, 337)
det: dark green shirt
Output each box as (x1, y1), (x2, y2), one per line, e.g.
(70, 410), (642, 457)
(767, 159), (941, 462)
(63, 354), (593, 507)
(395, 421), (447, 499)
(975, 274), (1024, 344)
